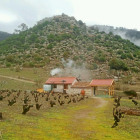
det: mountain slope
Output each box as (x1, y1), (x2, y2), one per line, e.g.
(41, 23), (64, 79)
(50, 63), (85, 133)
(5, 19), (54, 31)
(0, 13), (140, 80)
(0, 31), (12, 41)
(93, 25), (140, 46)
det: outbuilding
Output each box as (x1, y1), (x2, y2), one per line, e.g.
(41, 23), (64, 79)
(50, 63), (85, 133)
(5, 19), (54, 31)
(89, 79), (115, 97)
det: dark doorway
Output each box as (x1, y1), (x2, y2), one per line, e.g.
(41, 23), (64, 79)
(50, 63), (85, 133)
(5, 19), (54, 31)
(94, 87), (96, 95)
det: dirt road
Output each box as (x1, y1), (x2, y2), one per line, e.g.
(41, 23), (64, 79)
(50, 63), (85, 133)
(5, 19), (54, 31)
(0, 74), (35, 84)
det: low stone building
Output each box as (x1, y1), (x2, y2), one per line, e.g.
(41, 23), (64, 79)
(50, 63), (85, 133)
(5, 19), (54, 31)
(45, 77), (78, 94)
(71, 82), (91, 96)
(44, 77), (115, 97)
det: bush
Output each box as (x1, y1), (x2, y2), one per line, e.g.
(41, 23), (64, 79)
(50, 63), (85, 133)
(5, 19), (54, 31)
(93, 63), (98, 69)
(117, 50), (123, 54)
(6, 62), (11, 67)
(34, 56), (43, 61)
(87, 46), (93, 51)
(109, 58), (129, 71)
(6, 55), (14, 63)
(94, 55), (99, 61)
(15, 66), (20, 72)
(131, 67), (140, 73)
(124, 90), (137, 97)
(120, 53), (127, 59)
(47, 43), (53, 49)
(22, 62), (29, 68)
(73, 56), (78, 61)
(29, 62), (34, 67)
(98, 56), (106, 62)
(63, 51), (69, 59)
(87, 65), (94, 70)
(127, 53), (133, 59)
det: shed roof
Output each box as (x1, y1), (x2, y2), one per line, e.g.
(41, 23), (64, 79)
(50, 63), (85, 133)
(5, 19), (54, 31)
(71, 82), (90, 88)
(45, 77), (77, 85)
(89, 79), (114, 86)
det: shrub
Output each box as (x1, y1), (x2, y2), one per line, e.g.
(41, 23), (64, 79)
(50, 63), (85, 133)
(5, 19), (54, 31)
(98, 56), (106, 62)
(6, 62), (11, 67)
(29, 62), (34, 67)
(23, 62), (29, 68)
(94, 55), (99, 61)
(6, 55), (14, 63)
(93, 63), (98, 69)
(124, 90), (137, 97)
(109, 58), (129, 71)
(127, 53), (133, 59)
(87, 46), (93, 51)
(63, 51), (69, 59)
(34, 56), (43, 61)
(131, 67), (140, 73)
(73, 56), (78, 61)
(47, 43), (53, 49)
(120, 53), (127, 59)
(117, 50), (123, 54)
(78, 20), (84, 25)
(15, 66), (20, 72)
(87, 65), (94, 70)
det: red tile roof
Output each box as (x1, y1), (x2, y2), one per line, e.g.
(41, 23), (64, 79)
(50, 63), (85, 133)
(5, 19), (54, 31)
(89, 79), (114, 86)
(45, 77), (77, 84)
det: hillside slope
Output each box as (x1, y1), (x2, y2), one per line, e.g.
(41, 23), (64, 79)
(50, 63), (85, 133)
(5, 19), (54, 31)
(0, 13), (140, 81)
(93, 25), (140, 46)
(0, 31), (12, 41)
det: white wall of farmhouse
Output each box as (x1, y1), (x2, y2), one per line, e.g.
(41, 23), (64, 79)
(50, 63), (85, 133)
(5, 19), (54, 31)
(52, 84), (93, 96)
(53, 85), (63, 93)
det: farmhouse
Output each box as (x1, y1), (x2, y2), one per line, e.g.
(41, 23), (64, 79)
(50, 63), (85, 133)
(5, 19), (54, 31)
(44, 77), (115, 97)
(45, 77), (78, 94)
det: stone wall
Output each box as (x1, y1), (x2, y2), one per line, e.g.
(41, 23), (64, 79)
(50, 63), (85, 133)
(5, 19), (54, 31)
(53, 84), (93, 96)
(53, 85), (63, 93)
(70, 88), (92, 96)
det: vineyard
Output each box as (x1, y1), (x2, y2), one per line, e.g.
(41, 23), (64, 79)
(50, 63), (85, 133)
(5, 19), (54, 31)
(0, 89), (88, 115)
(0, 89), (140, 139)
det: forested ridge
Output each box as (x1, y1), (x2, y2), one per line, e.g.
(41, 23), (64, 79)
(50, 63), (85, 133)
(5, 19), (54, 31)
(0, 31), (12, 41)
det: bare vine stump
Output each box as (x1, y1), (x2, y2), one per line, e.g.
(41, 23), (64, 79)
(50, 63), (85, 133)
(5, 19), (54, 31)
(22, 105), (33, 115)
(0, 112), (2, 120)
(36, 104), (42, 110)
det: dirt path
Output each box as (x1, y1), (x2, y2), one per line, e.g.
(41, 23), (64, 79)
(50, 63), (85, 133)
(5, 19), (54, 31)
(0, 74), (35, 84)
(73, 97), (108, 120)
(92, 97), (108, 108)
(69, 97), (109, 139)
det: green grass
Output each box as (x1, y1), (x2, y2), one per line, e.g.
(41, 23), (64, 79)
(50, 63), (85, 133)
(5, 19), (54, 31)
(0, 95), (140, 140)
(0, 68), (49, 82)
(0, 77), (36, 90)
(0, 67), (51, 90)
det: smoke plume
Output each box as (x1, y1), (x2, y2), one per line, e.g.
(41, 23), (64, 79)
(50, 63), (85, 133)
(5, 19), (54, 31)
(50, 59), (93, 81)
(50, 68), (62, 76)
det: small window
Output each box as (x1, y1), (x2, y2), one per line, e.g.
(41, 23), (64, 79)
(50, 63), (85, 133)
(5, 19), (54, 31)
(54, 84), (57, 88)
